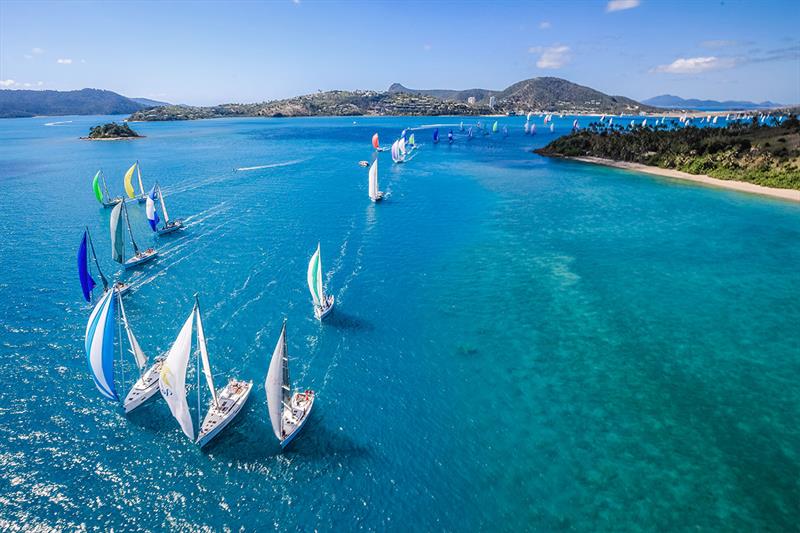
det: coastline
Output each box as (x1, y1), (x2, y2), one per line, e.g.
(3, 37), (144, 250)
(79, 136), (144, 141)
(568, 156), (800, 203)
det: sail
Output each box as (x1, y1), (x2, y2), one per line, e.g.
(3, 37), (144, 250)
(524, 122), (529, 133)
(266, 322), (290, 441)
(159, 308), (195, 440)
(307, 243), (324, 307)
(146, 185), (160, 232)
(368, 160), (379, 199)
(117, 290), (147, 370)
(492, 121), (498, 133)
(157, 184), (170, 224)
(459, 121), (464, 131)
(526, 112), (532, 121)
(136, 161), (145, 196)
(433, 128), (439, 142)
(78, 231), (96, 302)
(195, 304), (217, 406)
(84, 289), (118, 401)
(468, 127), (473, 138)
(124, 163), (137, 199)
(110, 203), (125, 263)
(121, 201), (140, 255)
(92, 171), (104, 204)
(86, 229), (108, 290)
(372, 133), (379, 150)
(408, 133), (415, 146)
(399, 137), (406, 155)
(531, 124), (536, 133)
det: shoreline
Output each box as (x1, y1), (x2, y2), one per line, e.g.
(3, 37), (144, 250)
(568, 156), (800, 203)
(79, 136), (144, 141)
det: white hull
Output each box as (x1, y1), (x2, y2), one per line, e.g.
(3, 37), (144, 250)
(370, 192), (384, 202)
(280, 391), (315, 448)
(197, 380), (253, 448)
(157, 220), (184, 236)
(103, 197), (123, 208)
(314, 295), (335, 321)
(124, 358), (164, 413)
(124, 249), (158, 269)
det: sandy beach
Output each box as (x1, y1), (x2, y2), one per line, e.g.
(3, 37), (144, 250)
(570, 156), (800, 203)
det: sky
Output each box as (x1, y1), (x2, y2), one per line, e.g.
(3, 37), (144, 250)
(1, 0), (798, 106)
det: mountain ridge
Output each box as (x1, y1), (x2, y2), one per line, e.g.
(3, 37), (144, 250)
(0, 88), (151, 118)
(642, 94), (784, 111)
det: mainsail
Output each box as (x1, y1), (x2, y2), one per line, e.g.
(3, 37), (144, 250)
(266, 322), (290, 441)
(159, 308), (195, 439)
(117, 290), (147, 371)
(307, 243), (324, 308)
(399, 137), (406, 155)
(85, 289), (118, 401)
(372, 133), (379, 150)
(195, 303), (217, 407)
(391, 140), (401, 163)
(92, 171), (104, 204)
(110, 203), (125, 263)
(78, 231), (96, 302)
(368, 160), (379, 200)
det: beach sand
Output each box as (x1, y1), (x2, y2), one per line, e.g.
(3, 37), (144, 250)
(570, 156), (800, 203)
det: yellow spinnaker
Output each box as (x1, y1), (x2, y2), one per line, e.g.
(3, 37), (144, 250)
(123, 163), (137, 198)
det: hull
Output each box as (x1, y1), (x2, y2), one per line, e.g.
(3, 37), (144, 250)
(123, 249), (158, 270)
(137, 195), (147, 203)
(157, 220), (184, 236)
(370, 192), (384, 203)
(314, 295), (335, 321)
(124, 358), (164, 413)
(103, 197), (123, 208)
(197, 380), (253, 448)
(280, 392), (315, 449)
(107, 282), (131, 297)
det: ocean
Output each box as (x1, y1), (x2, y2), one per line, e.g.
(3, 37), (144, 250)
(0, 114), (798, 531)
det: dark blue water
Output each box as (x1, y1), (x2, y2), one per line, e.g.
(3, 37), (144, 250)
(0, 115), (798, 531)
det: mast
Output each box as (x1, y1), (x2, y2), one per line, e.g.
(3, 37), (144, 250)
(157, 184), (170, 224)
(121, 201), (140, 255)
(117, 287), (125, 397)
(85, 227), (109, 290)
(101, 171), (112, 202)
(136, 161), (145, 197)
(195, 294), (218, 408)
(281, 321), (291, 412)
(195, 302), (201, 431)
(117, 288), (147, 377)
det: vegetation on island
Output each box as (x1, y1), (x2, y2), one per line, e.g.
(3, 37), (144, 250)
(86, 122), (142, 139)
(128, 77), (659, 122)
(535, 116), (800, 190)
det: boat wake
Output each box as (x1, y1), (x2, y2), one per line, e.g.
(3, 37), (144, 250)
(235, 158), (308, 172)
(44, 120), (73, 126)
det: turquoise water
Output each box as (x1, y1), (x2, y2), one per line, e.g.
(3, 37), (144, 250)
(0, 115), (798, 531)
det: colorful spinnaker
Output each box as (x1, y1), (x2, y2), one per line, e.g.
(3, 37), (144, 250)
(433, 128), (439, 143)
(85, 289), (118, 401)
(146, 185), (160, 232)
(492, 121), (498, 133)
(78, 231), (96, 302)
(372, 133), (379, 150)
(124, 161), (146, 200)
(92, 171), (104, 204)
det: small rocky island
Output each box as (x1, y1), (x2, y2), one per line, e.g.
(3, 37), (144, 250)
(83, 122), (143, 140)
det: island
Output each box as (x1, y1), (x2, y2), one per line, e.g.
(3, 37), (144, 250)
(83, 122), (143, 140)
(534, 116), (800, 200)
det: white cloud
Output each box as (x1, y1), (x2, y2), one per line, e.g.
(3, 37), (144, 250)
(37, 81), (44, 86)
(651, 56), (735, 74)
(56, 58), (72, 64)
(531, 45), (571, 69)
(0, 79), (15, 87)
(606, 0), (640, 12)
(32, 47), (44, 55)
(539, 21), (551, 29)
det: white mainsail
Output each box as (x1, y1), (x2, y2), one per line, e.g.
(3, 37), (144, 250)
(136, 161), (145, 197)
(391, 140), (402, 163)
(117, 290), (147, 371)
(195, 304), (217, 406)
(399, 137), (406, 155)
(157, 184), (170, 224)
(159, 308), (195, 439)
(266, 322), (290, 441)
(368, 160), (379, 200)
(307, 243), (324, 308)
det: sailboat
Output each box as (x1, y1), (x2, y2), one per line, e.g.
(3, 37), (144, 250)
(368, 159), (384, 202)
(92, 170), (122, 208)
(124, 161), (147, 203)
(372, 133), (386, 152)
(390, 139), (404, 164)
(531, 124), (537, 134)
(524, 122), (530, 134)
(147, 183), (184, 235)
(266, 320), (315, 449)
(492, 121), (498, 133)
(84, 285), (159, 412)
(573, 119), (579, 131)
(159, 296), (252, 448)
(468, 127), (474, 140)
(78, 228), (129, 302)
(448, 130), (454, 143)
(433, 128), (439, 144)
(110, 200), (157, 269)
(308, 243), (335, 320)
(459, 121), (464, 132)
(408, 133), (416, 148)
(549, 123), (554, 133)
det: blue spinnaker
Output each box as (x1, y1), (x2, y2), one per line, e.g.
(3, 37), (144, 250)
(78, 231), (96, 302)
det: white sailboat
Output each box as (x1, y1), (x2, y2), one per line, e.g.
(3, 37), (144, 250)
(110, 200), (157, 269)
(266, 320), (315, 449)
(84, 286), (156, 412)
(368, 159), (384, 202)
(153, 183), (184, 235)
(308, 243), (334, 320)
(158, 296), (252, 448)
(120, 291), (165, 413)
(124, 161), (148, 203)
(391, 140), (403, 164)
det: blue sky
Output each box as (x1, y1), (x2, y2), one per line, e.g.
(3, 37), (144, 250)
(1, 0), (798, 106)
